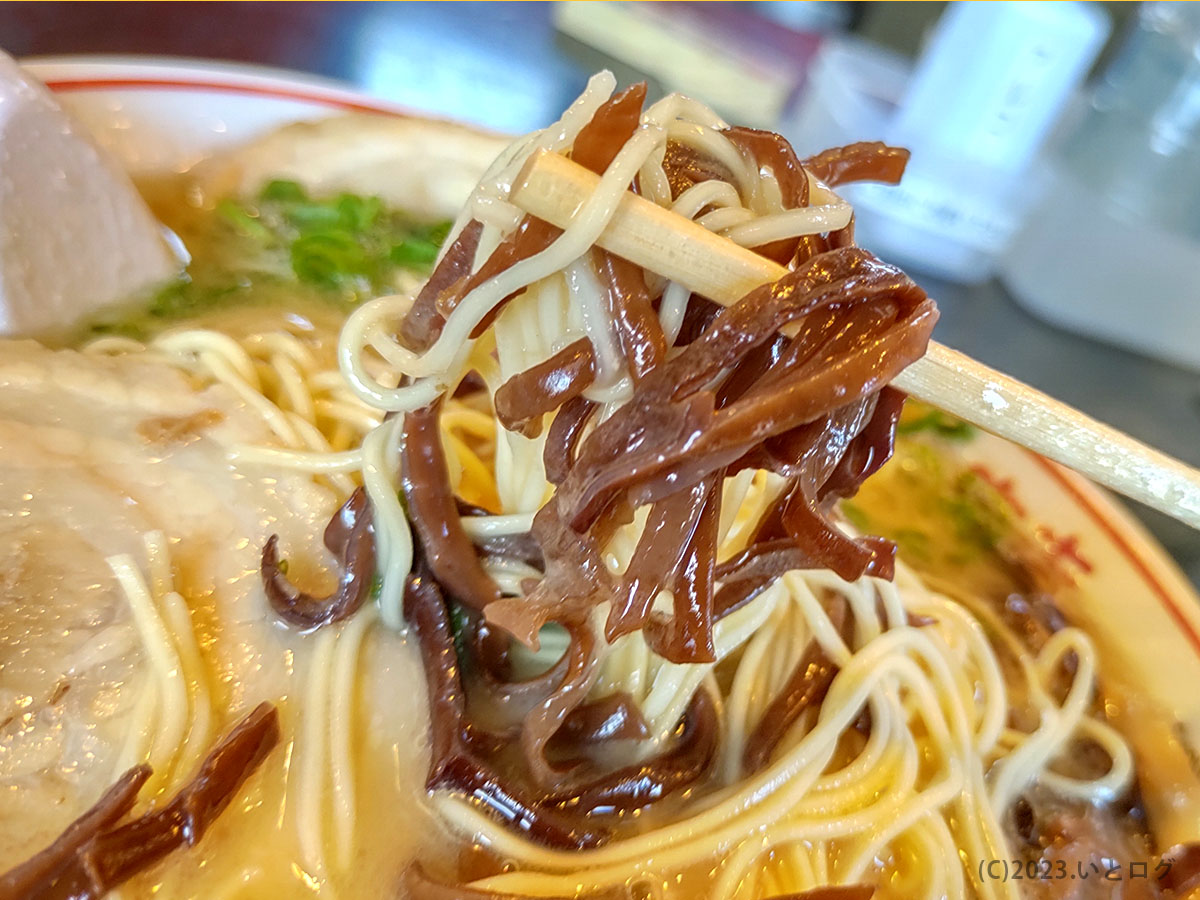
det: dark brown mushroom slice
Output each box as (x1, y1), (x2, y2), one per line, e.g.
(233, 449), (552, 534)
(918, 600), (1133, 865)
(803, 142), (910, 188)
(604, 475), (716, 647)
(401, 401), (501, 613)
(552, 249), (935, 536)
(543, 688), (718, 815)
(0, 765), (150, 900)
(403, 564), (607, 850)
(494, 338), (596, 438)
(542, 396), (596, 485)
(399, 219), (485, 351)
(1158, 843), (1200, 895)
(661, 139), (737, 199)
(743, 599), (850, 775)
(261, 486), (376, 629)
(0, 703), (279, 900)
(553, 692), (649, 748)
(594, 246), (664, 382)
(725, 126), (810, 208)
(641, 476), (721, 665)
(442, 215), (564, 335)
(517, 619), (604, 789)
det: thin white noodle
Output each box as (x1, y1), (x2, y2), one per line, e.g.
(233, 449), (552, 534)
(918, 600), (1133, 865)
(671, 180), (743, 220)
(143, 531), (213, 783)
(229, 445), (364, 474)
(362, 416), (411, 629)
(107, 555), (190, 796)
(697, 206), (757, 232)
(721, 203), (854, 247)
(293, 626), (337, 876)
(459, 511), (537, 537)
(331, 604), (377, 871)
(658, 280), (692, 347)
(566, 256), (625, 389)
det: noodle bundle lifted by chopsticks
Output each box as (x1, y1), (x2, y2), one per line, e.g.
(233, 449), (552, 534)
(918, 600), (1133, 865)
(334, 75), (935, 641)
(260, 73), (1145, 899)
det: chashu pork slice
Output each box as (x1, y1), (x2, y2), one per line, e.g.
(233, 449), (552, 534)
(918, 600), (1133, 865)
(0, 52), (180, 336)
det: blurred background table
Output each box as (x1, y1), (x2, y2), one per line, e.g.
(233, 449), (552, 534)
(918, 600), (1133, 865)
(5, 0), (1199, 582)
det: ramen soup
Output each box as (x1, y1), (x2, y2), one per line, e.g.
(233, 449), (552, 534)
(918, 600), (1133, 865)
(1, 74), (1195, 900)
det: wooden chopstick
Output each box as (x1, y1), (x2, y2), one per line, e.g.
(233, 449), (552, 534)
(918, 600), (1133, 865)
(511, 149), (1200, 531)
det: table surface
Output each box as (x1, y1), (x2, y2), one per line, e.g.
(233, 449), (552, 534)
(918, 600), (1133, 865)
(6, 0), (1200, 584)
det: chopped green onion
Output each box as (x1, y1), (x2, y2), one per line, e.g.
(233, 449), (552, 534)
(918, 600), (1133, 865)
(897, 409), (975, 441)
(424, 220), (453, 246)
(259, 179), (308, 203)
(283, 202), (346, 231)
(390, 239), (439, 268)
(336, 193), (382, 232)
(290, 231), (369, 287)
(215, 199), (272, 241)
(89, 184), (454, 340)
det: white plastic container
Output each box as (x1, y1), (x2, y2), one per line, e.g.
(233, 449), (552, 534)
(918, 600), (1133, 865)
(1003, 166), (1200, 370)
(847, 1), (1109, 283)
(1002, 2), (1200, 371)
